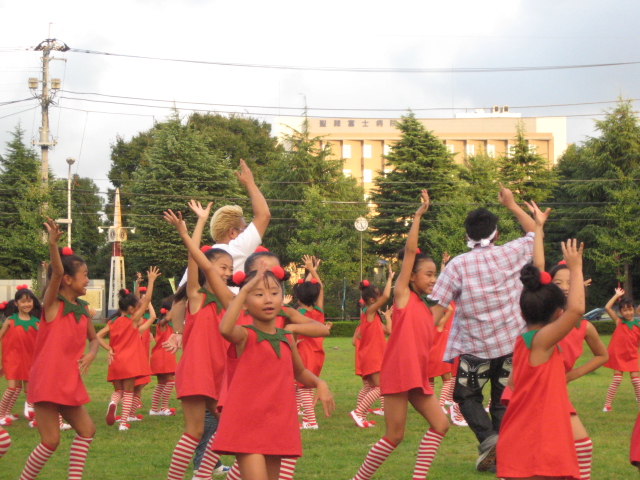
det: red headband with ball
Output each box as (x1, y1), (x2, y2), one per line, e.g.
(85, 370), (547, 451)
(540, 271), (552, 285)
(200, 245), (213, 253)
(160, 308), (167, 315)
(271, 265), (285, 280)
(297, 279), (304, 284)
(61, 247), (73, 256)
(16, 284), (28, 291)
(255, 246), (269, 253)
(139, 287), (147, 293)
(232, 271), (247, 285)
(362, 280), (370, 287)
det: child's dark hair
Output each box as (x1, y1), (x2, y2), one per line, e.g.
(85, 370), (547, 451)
(359, 280), (381, 307)
(464, 208), (499, 242)
(228, 269), (285, 290)
(173, 248), (232, 303)
(396, 248), (436, 276)
(158, 295), (174, 322)
(242, 251), (291, 282)
(520, 264), (566, 326)
(118, 289), (139, 313)
(3, 300), (17, 317)
(548, 263), (568, 279)
(618, 297), (635, 311)
(13, 287), (42, 318)
(293, 280), (321, 307)
(47, 248), (86, 281)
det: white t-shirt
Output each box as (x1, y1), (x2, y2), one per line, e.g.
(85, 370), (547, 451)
(178, 222), (263, 293)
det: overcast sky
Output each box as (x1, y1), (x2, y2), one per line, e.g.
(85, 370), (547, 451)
(1, 0), (639, 199)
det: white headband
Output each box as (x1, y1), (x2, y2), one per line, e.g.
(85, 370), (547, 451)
(467, 228), (497, 249)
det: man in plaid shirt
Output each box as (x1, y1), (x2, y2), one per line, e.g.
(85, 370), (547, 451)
(430, 184), (535, 472)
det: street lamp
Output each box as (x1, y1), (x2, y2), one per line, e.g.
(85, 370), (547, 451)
(56, 157), (75, 247)
(354, 216), (369, 281)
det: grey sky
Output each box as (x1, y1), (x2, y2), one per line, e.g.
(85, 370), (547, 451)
(1, 0), (639, 198)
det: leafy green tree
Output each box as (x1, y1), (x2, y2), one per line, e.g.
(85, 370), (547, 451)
(0, 126), (51, 278)
(261, 115), (358, 264)
(124, 115), (241, 298)
(499, 122), (557, 203)
(370, 112), (459, 257)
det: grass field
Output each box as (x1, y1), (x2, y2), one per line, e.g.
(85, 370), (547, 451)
(1, 335), (638, 479)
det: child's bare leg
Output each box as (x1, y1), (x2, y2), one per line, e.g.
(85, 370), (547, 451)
(181, 395), (207, 439)
(237, 453), (269, 480)
(34, 402), (61, 449)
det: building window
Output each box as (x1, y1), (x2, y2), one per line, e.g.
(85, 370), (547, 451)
(507, 144), (515, 157)
(342, 144), (351, 158)
(363, 169), (372, 183)
(383, 144), (390, 156)
(466, 144), (475, 156)
(348, 120), (355, 127)
(334, 120), (341, 127)
(528, 144), (537, 153)
(343, 169), (351, 177)
(487, 144), (496, 157)
(446, 144), (455, 154)
(363, 144), (372, 159)
(376, 120), (383, 127)
(319, 120), (326, 127)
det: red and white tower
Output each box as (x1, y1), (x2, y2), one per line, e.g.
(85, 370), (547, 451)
(105, 188), (132, 312)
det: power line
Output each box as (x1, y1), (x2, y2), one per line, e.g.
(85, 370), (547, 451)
(68, 47), (640, 74)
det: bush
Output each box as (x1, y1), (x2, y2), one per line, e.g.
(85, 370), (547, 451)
(328, 321), (359, 337)
(592, 320), (616, 335)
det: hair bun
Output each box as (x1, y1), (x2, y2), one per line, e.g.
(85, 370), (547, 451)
(520, 264), (542, 290)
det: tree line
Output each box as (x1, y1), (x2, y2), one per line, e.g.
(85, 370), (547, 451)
(1, 101), (638, 316)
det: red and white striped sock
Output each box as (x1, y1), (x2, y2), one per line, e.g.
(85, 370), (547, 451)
(604, 374), (622, 409)
(161, 382), (175, 410)
(352, 437), (397, 480)
(59, 414), (66, 427)
(0, 426), (10, 459)
(296, 384), (303, 412)
(632, 378), (640, 408)
(194, 435), (221, 479)
(356, 386), (380, 418)
(439, 379), (455, 406)
(300, 387), (317, 425)
(19, 442), (56, 480)
(68, 435), (93, 480)
(226, 460), (241, 480)
(575, 437), (592, 480)
(151, 384), (163, 411)
(121, 391), (134, 422)
(379, 395), (384, 411)
(0, 388), (15, 417)
(167, 433), (199, 480)
(429, 378), (435, 391)
(412, 429), (445, 479)
(279, 457), (297, 480)
(134, 394), (142, 411)
(110, 390), (123, 405)
(357, 380), (372, 406)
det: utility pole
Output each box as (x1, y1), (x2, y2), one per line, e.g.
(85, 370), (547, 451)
(29, 38), (69, 206)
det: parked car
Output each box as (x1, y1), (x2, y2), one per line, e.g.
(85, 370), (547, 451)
(584, 308), (605, 322)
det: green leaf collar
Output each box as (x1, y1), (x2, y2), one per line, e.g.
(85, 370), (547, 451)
(8, 313), (39, 332)
(199, 287), (222, 310)
(57, 294), (89, 323)
(245, 325), (290, 358)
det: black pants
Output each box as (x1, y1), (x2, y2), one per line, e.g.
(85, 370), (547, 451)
(453, 353), (513, 444)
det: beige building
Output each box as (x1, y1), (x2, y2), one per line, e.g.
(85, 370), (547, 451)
(273, 111), (567, 195)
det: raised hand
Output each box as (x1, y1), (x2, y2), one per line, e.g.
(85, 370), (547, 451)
(163, 209), (188, 235)
(561, 239), (584, 270)
(234, 159), (255, 188)
(147, 266), (161, 282)
(524, 200), (551, 227)
(43, 217), (62, 244)
(188, 199), (213, 221)
(614, 287), (625, 298)
(415, 189), (430, 216)
(498, 183), (516, 208)
(302, 255), (315, 272)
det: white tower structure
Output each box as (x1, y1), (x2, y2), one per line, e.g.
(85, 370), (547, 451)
(107, 189), (128, 312)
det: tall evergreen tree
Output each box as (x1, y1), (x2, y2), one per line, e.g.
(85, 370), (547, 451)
(370, 112), (459, 257)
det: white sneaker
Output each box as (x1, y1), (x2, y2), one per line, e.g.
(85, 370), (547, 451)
(7, 414), (18, 421)
(0, 416), (12, 426)
(28, 420), (37, 428)
(300, 421), (319, 430)
(213, 464), (231, 475)
(24, 402), (34, 420)
(161, 408), (176, 416)
(450, 403), (468, 427)
(149, 409), (164, 416)
(60, 422), (73, 431)
(371, 408), (384, 416)
(118, 422), (130, 431)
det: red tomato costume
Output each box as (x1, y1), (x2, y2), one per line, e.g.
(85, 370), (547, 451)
(631, 412), (640, 467)
(604, 320), (640, 372)
(106, 316), (152, 382)
(28, 297), (90, 406)
(1, 314), (39, 381)
(496, 332), (579, 480)
(558, 319), (588, 372)
(427, 305), (455, 378)
(295, 306), (325, 379)
(150, 323), (177, 375)
(213, 326), (301, 457)
(134, 313), (152, 387)
(357, 308), (386, 378)
(380, 291), (434, 395)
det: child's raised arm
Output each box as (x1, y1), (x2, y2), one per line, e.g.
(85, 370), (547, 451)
(366, 265), (395, 321)
(605, 288), (625, 325)
(530, 239), (585, 360)
(524, 200), (551, 271)
(219, 273), (265, 345)
(499, 183), (535, 233)
(395, 190), (429, 310)
(303, 255), (324, 310)
(235, 159), (271, 237)
(566, 321), (608, 383)
(43, 218), (64, 322)
(138, 303), (157, 334)
(131, 266), (160, 327)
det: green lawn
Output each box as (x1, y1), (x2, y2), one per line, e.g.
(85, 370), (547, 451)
(1, 335), (638, 479)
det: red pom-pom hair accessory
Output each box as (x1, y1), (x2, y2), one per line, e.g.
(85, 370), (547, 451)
(232, 271), (247, 285)
(310, 278), (318, 284)
(255, 246), (269, 253)
(200, 245), (213, 253)
(124, 289), (130, 295)
(362, 280), (370, 287)
(558, 260), (566, 265)
(416, 248), (421, 254)
(160, 308), (167, 315)
(271, 265), (285, 280)
(540, 271), (552, 285)
(61, 247), (73, 256)
(0, 301), (6, 310)
(16, 284), (28, 291)
(358, 299), (365, 306)
(297, 279), (304, 284)
(139, 287), (147, 293)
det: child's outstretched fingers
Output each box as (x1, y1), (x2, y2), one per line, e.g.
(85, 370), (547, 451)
(615, 287), (625, 297)
(147, 266), (161, 281)
(416, 189), (430, 216)
(317, 381), (335, 417)
(44, 217), (62, 243)
(283, 294), (293, 305)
